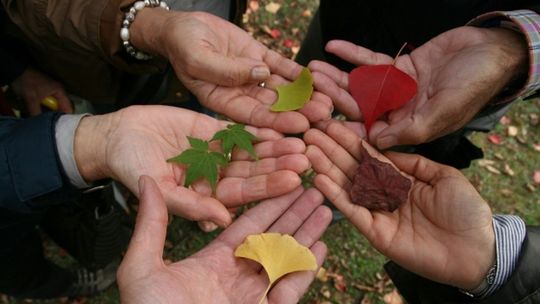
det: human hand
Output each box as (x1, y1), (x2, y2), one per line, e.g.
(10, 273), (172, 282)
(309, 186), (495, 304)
(11, 68), (73, 116)
(74, 105), (311, 227)
(118, 175), (331, 304)
(309, 26), (528, 149)
(304, 120), (495, 290)
(130, 9), (332, 133)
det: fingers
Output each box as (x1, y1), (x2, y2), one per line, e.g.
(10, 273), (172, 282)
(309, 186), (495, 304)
(218, 187), (305, 245)
(191, 49), (270, 86)
(325, 40), (393, 66)
(216, 170), (302, 208)
(304, 128), (359, 179)
(266, 188), (326, 235)
(384, 152), (460, 184)
(263, 49), (304, 81)
(268, 241), (327, 304)
(122, 176), (168, 271)
(223, 154), (310, 177)
(53, 91), (73, 113)
(314, 174), (374, 236)
(312, 70), (361, 120)
(233, 137), (306, 161)
(251, 73), (334, 124)
(163, 183), (232, 227)
(217, 94), (311, 134)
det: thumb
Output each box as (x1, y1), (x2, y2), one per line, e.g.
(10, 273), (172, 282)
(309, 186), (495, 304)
(384, 152), (456, 184)
(164, 186), (232, 228)
(191, 50), (270, 86)
(123, 175), (169, 270)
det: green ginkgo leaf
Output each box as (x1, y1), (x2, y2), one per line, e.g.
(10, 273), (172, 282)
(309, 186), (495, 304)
(271, 67), (314, 112)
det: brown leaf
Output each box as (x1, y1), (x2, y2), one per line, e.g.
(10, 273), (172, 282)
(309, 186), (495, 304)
(500, 188), (513, 196)
(534, 143), (540, 152)
(320, 286), (331, 299)
(503, 164), (515, 177)
(486, 165), (501, 175)
(477, 159), (495, 167)
(383, 289), (403, 304)
(530, 113), (539, 126)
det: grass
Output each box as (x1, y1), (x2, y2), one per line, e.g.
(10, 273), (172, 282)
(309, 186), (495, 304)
(2, 1), (539, 303)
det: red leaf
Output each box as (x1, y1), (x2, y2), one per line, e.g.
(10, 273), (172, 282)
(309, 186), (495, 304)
(270, 29), (281, 39)
(283, 38), (294, 48)
(488, 134), (502, 145)
(349, 65), (417, 132)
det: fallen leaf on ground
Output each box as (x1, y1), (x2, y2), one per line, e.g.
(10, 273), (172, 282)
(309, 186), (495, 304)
(534, 143), (540, 152)
(534, 171), (540, 185)
(235, 233), (317, 304)
(500, 116), (511, 125)
(507, 126), (518, 137)
(383, 289), (403, 304)
(477, 159), (495, 167)
(265, 2), (281, 14)
(271, 67), (314, 112)
(504, 164), (515, 177)
(486, 165), (501, 175)
(249, 0), (259, 12)
(488, 134), (502, 145)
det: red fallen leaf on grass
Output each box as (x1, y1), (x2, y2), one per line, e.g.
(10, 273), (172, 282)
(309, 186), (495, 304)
(270, 29), (281, 39)
(488, 134), (502, 145)
(283, 38), (294, 48)
(348, 44), (417, 132)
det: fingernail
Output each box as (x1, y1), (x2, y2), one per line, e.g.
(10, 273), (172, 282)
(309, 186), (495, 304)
(251, 66), (270, 81)
(138, 176), (146, 196)
(377, 136), (397, 150)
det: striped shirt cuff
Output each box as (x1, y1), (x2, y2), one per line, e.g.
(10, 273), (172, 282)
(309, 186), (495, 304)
(55, 114), (92, 189)
(468, 10), (540, 102)
(475, 215), (526, 298)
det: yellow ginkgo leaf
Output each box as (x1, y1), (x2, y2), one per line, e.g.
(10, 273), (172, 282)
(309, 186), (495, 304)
(234, 233), (317, 304)
(270, 67), (314, 112)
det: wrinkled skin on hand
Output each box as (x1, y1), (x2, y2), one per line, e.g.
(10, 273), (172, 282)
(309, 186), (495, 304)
(118, 177), (332, 304)
(309, 26), (528, 149)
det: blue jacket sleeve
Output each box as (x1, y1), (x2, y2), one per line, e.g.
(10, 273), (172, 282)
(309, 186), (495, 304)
(0, 112), (78, 212)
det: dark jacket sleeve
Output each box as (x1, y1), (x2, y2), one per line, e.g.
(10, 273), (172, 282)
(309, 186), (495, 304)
(0, 8), (29, 85)
(385, 226), (540, 304)
(0, 112), (78, 213)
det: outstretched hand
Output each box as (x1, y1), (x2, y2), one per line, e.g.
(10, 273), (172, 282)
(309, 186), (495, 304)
(131, 10), (332, 134)
(309, 26), (528, 149)
(74, 105), (311, 228)
(304, 120), (495, 290)
(118, 176), (331, 304)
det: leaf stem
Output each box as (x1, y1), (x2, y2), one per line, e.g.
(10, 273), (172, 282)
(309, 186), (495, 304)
(392, 42), (408, 65)
(258, 283), (272, 304)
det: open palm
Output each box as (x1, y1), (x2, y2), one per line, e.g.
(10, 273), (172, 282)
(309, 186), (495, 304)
(304, 120), (495, 289)
(118, 177), (331, 304)
(163, 12), (333, 134)
(309, 26), (527, 149)
(79, 105), (310, 228)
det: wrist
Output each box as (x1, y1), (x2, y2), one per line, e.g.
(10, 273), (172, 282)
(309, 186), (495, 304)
(483, 27), (528, 90)
(459, 224), (497, 290)
(74, 114), (117, 182)
(129, 6), (178, 58)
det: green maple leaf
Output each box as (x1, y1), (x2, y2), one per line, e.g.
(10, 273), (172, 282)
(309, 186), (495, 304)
(271, 67), (314, 112)
(167, 137), (227, 192)
(211, 124), (258, 160)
